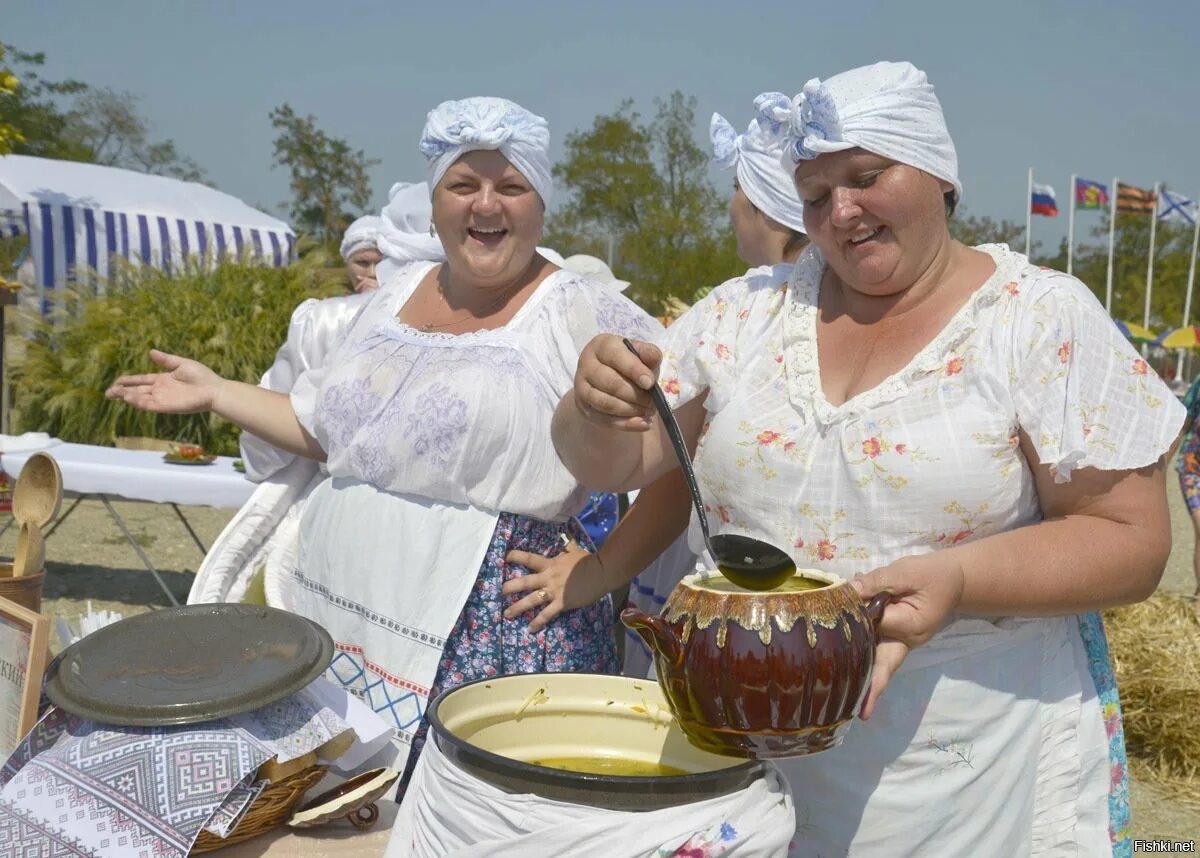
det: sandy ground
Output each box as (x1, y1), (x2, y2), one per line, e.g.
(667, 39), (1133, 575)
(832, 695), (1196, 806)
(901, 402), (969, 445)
(1, 474), (1197, 844)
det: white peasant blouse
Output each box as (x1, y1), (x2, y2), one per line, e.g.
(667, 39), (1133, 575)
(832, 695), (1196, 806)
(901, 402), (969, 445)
(290, 262), (662, 521)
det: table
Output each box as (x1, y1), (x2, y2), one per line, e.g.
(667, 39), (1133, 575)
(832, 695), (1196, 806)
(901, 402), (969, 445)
(1, 441), (255, 606)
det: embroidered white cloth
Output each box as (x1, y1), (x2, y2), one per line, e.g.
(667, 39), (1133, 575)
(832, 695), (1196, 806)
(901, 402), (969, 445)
(377, 181), (445, 265)
(0, 682), (361, 858)
(286, 263), (660, 769)
(711, 93), (806, 233)
(419, 97), (553, 205)
(389, 735), (796, 857)
(190, 294), (372, 606)
(653, 244), (1184, 854)
(339, 215), (385, 261)
(782, 60), (962, 200)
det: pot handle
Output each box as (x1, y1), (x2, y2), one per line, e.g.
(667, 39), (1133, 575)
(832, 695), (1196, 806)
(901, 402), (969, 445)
(620, 606), (684, 669)
(862, 590), (892, 636)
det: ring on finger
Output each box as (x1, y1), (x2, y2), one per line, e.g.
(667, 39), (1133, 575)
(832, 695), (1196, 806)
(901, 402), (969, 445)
(537, 588), (551, 604)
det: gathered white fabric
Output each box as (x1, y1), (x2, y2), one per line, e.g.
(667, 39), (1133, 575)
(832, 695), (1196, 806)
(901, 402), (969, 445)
(339, 215), (386, 261)
(388, 735), (796, 857)
(189, 294), (371, 606)
(781, 60), (962, 200)
(377, 181), (445, 264)
(419, 97), (553, 205)
(711, 93), (806, 234)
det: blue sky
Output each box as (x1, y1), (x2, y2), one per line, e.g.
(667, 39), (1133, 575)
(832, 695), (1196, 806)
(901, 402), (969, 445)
(6, 0), (1198, 252)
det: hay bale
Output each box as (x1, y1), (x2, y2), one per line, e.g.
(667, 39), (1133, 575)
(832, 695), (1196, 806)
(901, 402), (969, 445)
(1103, 593), (1200, 805)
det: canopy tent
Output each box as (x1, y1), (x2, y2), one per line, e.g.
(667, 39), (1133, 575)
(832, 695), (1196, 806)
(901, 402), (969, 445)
(0, 155), (294, 312)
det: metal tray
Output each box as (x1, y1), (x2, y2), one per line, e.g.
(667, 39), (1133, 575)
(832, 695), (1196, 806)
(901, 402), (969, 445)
(45, 604), (334, 726)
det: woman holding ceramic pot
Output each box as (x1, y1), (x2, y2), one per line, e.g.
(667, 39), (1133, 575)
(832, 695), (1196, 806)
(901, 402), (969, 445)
(553, 62), (1181, 855)
(505, 93), (808, 680)
(106, 97), (661, 783)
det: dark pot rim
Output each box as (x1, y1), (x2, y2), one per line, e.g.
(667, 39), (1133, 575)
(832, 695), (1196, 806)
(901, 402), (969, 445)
(426, 673), (766, 810)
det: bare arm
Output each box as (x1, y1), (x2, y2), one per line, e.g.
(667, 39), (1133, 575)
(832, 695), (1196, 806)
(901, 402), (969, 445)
(552, 334), (702, 492)
(952, 432), (1172, 615)
(852, 434), (1177, 719)
(106, 349), (326, 461)
(506, 395), (707, 632)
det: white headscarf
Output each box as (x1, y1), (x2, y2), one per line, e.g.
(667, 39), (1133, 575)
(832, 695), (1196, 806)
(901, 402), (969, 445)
(377, 181), (446, 263)
(561, 254), (630, 292)
(710, 93), (806, 234)
(782, 61), (962, 200)
(339, 215), (385, 262)
(419, 97), (553, 206)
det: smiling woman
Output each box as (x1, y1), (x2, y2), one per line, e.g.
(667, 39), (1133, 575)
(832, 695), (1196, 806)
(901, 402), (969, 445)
(552, 61), (1183, 856)
(104, 96), (663, 811)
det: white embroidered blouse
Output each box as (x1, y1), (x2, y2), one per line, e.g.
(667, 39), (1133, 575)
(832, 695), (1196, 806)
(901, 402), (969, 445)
(290, 262), (662, 521)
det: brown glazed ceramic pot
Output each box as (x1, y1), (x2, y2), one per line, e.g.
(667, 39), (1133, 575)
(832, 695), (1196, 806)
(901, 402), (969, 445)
(622, 570), (889, 759)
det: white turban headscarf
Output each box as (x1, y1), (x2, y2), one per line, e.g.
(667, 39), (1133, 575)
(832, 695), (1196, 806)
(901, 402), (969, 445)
(782, 61), (962, 200)
(339, 215), (385, 262)
(377, 181), (446, 263)
(419, 97), (553, 206)
(711, 93), (806, 234)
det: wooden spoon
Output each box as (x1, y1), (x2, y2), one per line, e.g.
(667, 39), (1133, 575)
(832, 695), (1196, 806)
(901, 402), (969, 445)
(13, 452), (63, 529)
(13, 522), (45, 578)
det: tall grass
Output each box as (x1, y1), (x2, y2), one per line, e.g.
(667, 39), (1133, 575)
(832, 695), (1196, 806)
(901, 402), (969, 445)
(12, 254), (345, 455)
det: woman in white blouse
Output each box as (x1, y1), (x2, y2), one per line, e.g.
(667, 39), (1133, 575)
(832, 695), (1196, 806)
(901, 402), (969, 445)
(187, 190), (445, 607)
(107, 97), (661, 784)
(552, 62), (1181, 855)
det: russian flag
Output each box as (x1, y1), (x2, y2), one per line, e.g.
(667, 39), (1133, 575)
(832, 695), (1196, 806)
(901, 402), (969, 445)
(1031, 183), (1058, 217)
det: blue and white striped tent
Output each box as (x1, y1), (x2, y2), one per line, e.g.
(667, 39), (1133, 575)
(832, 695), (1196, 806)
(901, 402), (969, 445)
(0, 154), (294, 312)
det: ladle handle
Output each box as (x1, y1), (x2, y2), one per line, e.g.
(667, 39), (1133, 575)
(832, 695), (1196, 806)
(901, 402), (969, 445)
(621, 339), (716, 557)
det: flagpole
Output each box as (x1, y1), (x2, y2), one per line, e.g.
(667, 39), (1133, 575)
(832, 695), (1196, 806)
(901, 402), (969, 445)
(1105, 176), (1118, 314)
(1178, 201), (1200, 380)
(1067, 174), (1076, 275)
(1143, 182), (1160, 330)
(1025, 168), (1033, 257)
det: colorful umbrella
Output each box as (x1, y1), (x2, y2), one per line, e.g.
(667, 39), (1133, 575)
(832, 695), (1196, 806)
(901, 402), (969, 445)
(1155, 326), (1200, 349)
(1114, 320), (1159, 344)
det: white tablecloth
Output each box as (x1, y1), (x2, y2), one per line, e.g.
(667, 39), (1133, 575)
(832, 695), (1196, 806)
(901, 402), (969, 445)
(1, 441), (255, 508)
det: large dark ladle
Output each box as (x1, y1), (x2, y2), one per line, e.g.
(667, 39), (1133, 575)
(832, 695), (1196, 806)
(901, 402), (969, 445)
(622, 339), (796, 591)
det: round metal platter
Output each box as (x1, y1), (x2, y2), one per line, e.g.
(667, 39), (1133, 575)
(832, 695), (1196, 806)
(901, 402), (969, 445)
(45, 604), (334, 726)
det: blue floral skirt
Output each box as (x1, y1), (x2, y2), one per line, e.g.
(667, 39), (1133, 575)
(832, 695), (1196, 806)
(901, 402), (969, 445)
(398, 512), (618, 792)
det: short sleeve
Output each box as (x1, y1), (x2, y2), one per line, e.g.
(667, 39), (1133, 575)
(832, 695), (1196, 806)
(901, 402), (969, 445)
(1009, 270), (1186, 482)
(657, 265), (786, 412)
(548, 275), (664, 386)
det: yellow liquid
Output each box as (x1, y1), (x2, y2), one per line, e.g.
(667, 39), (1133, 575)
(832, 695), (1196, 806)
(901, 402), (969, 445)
(706, 573), (827, 593)
(531, 756), (690, 777)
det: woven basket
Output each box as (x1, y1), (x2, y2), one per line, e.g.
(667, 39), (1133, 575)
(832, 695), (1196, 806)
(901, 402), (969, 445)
(190, 764), (328, 854)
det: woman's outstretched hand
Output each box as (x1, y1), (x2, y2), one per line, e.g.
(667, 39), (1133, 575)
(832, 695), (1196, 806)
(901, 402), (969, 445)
(851, 552), (965, 720)
(572, 334), (661, 432)
(105, 349), (225, 414)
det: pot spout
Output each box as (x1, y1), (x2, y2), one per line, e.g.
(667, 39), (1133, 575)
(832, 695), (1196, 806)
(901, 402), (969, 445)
(620, 607), (683, 669)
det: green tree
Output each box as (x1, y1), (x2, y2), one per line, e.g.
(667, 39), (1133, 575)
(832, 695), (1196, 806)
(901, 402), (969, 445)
(948, 207), (1027, 250)
(547, 92), (743, 312)
(0, 45), (23, 154)
(270, 103), (379, 249)
(0, 43), (90, 161)
(64, 87), (207, 182)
